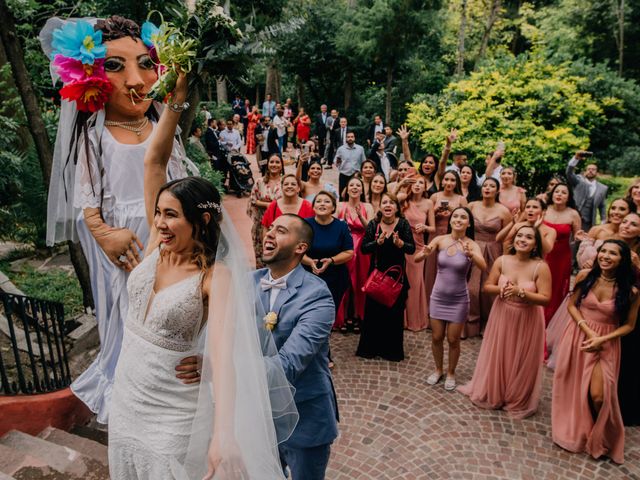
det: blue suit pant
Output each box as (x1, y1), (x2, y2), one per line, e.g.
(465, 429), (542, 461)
(279, 443), (331, 480)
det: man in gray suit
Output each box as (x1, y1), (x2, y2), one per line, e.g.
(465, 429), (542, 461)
(566, 151), (608, 232)
(254, 214), (338, 480)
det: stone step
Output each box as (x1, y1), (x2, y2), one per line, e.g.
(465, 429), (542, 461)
(0, 430), (109, 479)
(0, 471), (16, 480)
(38, 427), (108, 465)
(0, 443), (57, 478)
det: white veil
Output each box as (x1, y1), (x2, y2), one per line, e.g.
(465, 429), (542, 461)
(171, 207), (298, 479)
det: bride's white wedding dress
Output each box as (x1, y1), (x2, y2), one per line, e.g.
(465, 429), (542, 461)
(108, 247), (205, 478)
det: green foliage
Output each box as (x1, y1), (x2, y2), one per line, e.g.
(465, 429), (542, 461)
(184, 141), (226, 194)
(406, 54), (603, 191)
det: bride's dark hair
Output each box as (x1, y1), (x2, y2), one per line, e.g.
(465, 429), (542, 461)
(157, 177), (227, 270)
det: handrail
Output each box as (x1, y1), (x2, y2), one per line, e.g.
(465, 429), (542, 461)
(0, 292), (71, 395)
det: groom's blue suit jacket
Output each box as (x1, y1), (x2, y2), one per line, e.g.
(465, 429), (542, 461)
(253, 264), (338, 448)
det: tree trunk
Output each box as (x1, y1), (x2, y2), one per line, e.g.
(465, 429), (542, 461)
(475, 0), (501, 69)
(0, 0), (93, 308)
(613, 0), (625, 76)
(179, 79), (201, 144)
(255, 85), (260, 107)
(344, 69), (352, 112)
(295, 75), (305, 109)
(456, 0), (468, 76)
(215, 76), (228, 104)
(265, 60), (281, 102)
(385, 66), (393, 125)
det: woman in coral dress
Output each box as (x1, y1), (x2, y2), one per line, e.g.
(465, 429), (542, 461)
(465, 178), (511, 337)
(397, 176), (435, 331)
(294, 108), (311, 144)
(245, 106), (261, 155)
(458, 225), (551, 418)
(497, 167), (526, 215)
(542, 183), (582, 324)
(552, 240), (639, 464)
(337, 177), (374, 332)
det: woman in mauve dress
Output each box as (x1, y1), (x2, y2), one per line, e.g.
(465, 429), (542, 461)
(416, 207), (486, 391)
(552, 240), (639, 464)
(458, 225), (551, 418)
(465, 178), (512, 337)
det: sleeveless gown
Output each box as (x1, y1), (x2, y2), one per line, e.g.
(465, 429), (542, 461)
(542, 221), (572, 324)
(458, 259), (545, 418)
(109, 248), (205, 478)
(336, 203), (371, 327)
(425, 214), (449, 304)
(465, 216), (502, 337)
(429, 245), (472, 323)
(552, 291), (625, 464)
(403, 202), (428, 331)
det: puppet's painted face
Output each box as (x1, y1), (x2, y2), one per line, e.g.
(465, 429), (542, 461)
(103, 37), (157, 119)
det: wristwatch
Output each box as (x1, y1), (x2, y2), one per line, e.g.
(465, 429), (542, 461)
(168, 101), (190, 113)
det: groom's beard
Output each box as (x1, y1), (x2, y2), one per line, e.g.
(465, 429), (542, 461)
(262, 244), (297, 266)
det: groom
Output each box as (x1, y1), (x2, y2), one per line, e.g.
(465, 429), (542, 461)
(255, 214), (338, 480)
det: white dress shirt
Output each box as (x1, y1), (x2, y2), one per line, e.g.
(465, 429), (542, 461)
(266, 269), (295, 310)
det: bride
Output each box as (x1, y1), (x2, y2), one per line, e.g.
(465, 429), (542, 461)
(108, 74), (297, 478)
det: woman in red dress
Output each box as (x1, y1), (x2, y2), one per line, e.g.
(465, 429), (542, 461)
(246, 106), (261, 155)
(294, 107), (311, 144)
(543, 182), (582, 324)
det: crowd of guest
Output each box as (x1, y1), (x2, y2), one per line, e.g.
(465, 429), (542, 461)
(193, 96), (639, 466)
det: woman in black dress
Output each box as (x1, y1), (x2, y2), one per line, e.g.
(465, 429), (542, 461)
(356, 192), (415, 361)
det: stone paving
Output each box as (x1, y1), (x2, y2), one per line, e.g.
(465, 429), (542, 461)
(225, 151), (640, 480)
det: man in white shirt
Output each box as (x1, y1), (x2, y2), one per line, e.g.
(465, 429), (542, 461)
(272, 109), (289, 156)
(335, 130), (366, 193)
(219, 119), (243, 152)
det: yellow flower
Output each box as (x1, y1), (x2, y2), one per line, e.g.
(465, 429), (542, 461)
(264, 311), (278, 331)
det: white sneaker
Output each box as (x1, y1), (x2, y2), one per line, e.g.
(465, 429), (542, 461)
(444, 376), (457, 391)
(426, 372), (443, 385)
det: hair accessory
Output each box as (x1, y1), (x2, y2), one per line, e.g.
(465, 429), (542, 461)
(50, 20), (113, 112)
(197, 200), (222, 213)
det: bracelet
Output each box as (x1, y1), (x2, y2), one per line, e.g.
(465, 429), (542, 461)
(330, 257), (335, 265)
(168, 101), (190, 113)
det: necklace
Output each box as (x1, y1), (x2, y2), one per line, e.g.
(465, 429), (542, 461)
(105, 117), (149, 136)
(599, 274), (616, 283)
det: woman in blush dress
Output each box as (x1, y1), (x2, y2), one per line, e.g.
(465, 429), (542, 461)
(497, 198), (557, 257)
(458, 225), (551, 418)
(425, 171), (468, 305)
(498, 167), (526, 215)
(397, 176), (435, 331)
(359, 159), (377, 200)
(245, 106), (261, 155)
(367, 173), (388, 215)
(552, 240), (639, 465)
(543, 183), (582, 324)
(247, 154), (283, 268)
(625, 179), (640, 212)
(465, 178), (512, 337)
(337, 177), (374, 333)
(261, 174), (314, 229)
(296, 152), (338, 202)
(356, 193), (415, 361)
(415, 207), (486, 391)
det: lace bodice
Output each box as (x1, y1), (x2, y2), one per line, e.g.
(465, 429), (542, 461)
(125, 248), (204, 352)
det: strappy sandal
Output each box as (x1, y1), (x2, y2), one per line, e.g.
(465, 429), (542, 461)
(352, 319), (361, 334)
(444, 376), (457, 391)
(426, 372), (443, 385)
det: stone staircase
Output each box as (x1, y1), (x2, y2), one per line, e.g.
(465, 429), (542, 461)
(0, 426), (109, 479)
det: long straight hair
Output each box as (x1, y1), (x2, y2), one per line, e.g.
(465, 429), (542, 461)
(446, 206), (475, 240)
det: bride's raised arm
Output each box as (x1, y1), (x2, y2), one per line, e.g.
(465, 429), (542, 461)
(143, 73), (188, 252)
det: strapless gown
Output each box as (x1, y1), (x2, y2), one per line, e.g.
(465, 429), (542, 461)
(552, 291), (625, 464)
(109, 248), (205, 478)
(465, 216), (502, 337)
(543, 221), (573, 324)
(458, 264), (545, 418)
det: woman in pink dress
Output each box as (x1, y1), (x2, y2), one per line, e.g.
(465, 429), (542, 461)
(398, 176), (435, 331)
(625, 179), (640, 212)
(498, 167), (526, 215)
(337, 177), (374, 332)
(552, 240), (639, 464)
(367, 173), (388, 215)
(425, 171), (468, 305)
(465, 178), (512, 337)
(458, 225), (552, 418)
(543, 183), (582, 324)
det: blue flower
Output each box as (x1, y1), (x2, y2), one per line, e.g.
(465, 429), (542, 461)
(51, 20), (106, 65)
(141, 21), (160, 48)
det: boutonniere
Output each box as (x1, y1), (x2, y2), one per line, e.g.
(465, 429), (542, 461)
(264, 311), (278, 331)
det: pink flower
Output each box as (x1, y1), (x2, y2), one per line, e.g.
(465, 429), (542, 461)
(53, 55), (106, 83)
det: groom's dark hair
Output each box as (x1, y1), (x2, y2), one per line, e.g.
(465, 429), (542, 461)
(281, 214), (313, 247)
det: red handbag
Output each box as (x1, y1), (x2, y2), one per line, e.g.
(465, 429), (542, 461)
(362, 263), (404, 308)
